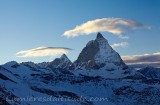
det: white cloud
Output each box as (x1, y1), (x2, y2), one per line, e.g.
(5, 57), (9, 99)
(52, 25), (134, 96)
(122, 52), (160, 65)
(111, 42), (128, 49)
(64, 18), (150, 38)
(16, 46), (71, 57)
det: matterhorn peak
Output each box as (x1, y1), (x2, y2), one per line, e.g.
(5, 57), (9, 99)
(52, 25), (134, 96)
(75, 33), (127, 70)
(95, 32), (109, 46)
(96, 32), (105, 39)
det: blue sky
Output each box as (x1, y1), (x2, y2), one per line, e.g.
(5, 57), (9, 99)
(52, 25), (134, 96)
(0, 0), (160, 65)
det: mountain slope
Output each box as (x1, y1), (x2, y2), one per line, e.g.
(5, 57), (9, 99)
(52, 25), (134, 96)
(1, 62), (160, 105)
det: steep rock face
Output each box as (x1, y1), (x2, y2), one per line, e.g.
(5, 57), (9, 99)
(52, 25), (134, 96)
(47, 54), (74, 70)
(75, 32), (127, 69)
(75, 40), (99, 63)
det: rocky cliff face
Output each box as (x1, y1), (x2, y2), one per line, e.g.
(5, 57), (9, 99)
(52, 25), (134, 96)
(75, 32), (127, 70)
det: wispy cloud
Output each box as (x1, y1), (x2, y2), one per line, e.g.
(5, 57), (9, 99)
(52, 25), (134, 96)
(111, 42), (128, 49)
(16, 46), (72, 57)
(63, 18), (150, 38)
(122, 52), (160, 65)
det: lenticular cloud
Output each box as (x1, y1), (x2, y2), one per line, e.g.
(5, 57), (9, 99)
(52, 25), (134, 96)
(16, 46), (71, 57)
(64, 18), (150, 38)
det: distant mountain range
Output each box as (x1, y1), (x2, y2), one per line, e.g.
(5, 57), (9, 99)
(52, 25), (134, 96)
(1, 33), (160, 105)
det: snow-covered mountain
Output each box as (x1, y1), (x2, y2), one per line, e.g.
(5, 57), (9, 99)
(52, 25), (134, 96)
(73, 33), (128, 78)
(1, 33), (160, 105)
(75, 32), (127, 70)
(46, 54), (74, 70)
(21, 54), (74, 70)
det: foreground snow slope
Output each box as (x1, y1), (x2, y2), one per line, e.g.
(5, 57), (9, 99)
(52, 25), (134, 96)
(1, 62), (160, 105)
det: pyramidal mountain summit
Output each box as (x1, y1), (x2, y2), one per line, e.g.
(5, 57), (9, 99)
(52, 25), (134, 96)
(1, 33), (160, 105)
(75, 32), (127, 70)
